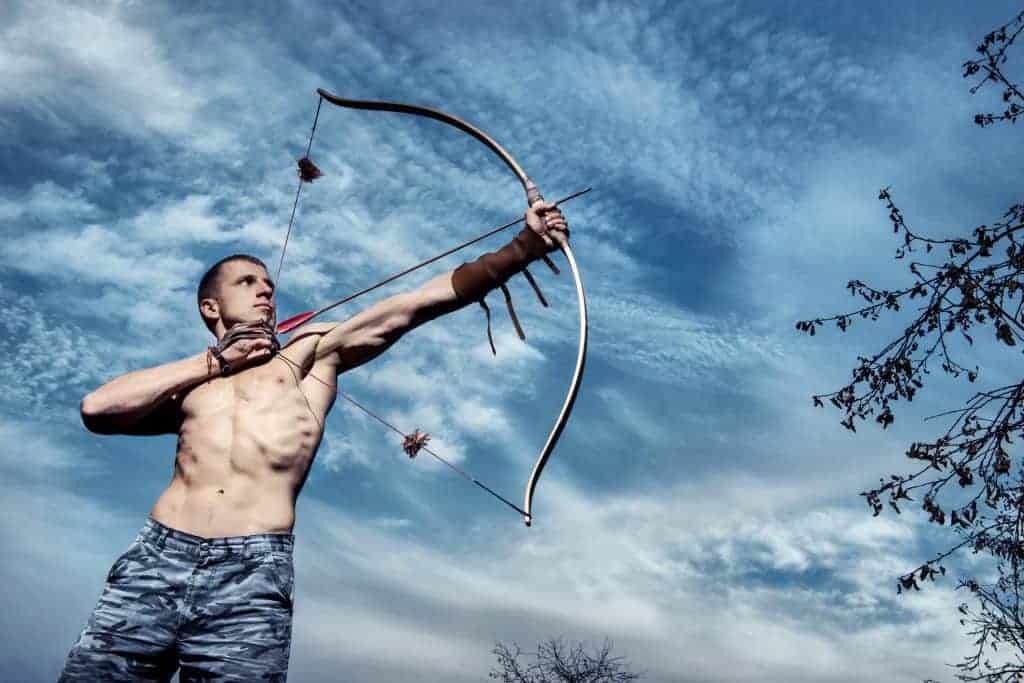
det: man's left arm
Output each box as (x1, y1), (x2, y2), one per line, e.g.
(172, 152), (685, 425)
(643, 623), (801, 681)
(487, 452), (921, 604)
(309, 201), (568, 374)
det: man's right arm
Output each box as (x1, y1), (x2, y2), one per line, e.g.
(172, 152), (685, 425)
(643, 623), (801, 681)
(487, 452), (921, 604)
(80, 351), (215, 435)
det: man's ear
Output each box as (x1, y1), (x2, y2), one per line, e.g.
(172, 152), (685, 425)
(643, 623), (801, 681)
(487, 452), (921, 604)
(199, 297), (220, 323)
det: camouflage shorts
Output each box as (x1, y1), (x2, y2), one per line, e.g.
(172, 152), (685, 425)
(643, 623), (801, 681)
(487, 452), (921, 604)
(59, 517), (295, 682)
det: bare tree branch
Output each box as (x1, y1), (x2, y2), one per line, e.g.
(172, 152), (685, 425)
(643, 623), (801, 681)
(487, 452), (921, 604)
(798, 10), (1024, 681)
(490, 638), (642, 683)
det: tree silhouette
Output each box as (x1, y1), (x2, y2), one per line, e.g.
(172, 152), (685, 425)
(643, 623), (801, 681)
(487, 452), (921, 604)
(798, 10), (1024, 681)
(489, 638), (641, 683)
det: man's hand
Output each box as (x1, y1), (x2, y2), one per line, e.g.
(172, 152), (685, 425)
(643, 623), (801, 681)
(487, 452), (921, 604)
(219, 337), (275, 368)
(449, 202), (569, 309)
(217, 321), (278, 373)
(526, 202), (570, 251)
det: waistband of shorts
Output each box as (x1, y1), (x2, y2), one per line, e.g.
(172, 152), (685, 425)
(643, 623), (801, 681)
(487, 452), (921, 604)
(140, 517), (294, 556)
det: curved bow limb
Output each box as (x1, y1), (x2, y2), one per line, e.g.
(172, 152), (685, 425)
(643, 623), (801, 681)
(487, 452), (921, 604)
(315, 89), (543, 204)
(314, 88), (589, 527)
(521, 233), (588, 526)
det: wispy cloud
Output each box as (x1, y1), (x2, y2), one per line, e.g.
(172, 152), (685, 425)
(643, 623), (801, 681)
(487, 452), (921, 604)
(1, 1), (1019, 681)
(0, 2), (203, 141)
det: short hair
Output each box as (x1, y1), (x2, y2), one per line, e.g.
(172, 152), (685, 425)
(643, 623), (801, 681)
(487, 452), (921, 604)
(197, 254), (268, 332)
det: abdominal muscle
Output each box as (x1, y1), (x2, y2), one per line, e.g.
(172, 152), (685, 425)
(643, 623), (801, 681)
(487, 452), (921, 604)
(150, 354), (331, 538)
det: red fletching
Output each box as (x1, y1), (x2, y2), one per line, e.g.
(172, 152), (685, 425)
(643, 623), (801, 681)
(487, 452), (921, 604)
(276, 310), (317, 334)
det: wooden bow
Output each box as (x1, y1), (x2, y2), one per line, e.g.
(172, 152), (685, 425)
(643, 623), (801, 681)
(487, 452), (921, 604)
(276, 88), (589, 526)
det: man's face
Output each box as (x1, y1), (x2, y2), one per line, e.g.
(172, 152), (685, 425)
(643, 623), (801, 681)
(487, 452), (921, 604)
(212, 260), (276, 327)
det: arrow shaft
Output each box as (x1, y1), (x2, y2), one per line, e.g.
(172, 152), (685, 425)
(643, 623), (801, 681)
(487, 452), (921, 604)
(280, 187), (590, 333)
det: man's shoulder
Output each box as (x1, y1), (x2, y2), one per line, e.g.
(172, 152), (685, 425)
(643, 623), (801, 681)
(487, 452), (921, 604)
(274, 324), (344, 379)
(280, 322), (336, 349)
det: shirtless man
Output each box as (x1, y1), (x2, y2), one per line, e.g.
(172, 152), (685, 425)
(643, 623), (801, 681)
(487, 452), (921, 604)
(58, 202), (569, 682)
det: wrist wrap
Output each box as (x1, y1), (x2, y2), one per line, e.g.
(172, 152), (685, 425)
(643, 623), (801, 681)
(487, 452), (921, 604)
(207, 346), (231, 376)
(451, 227), (550, 302)
(208, 321), (280, 377)
(219, 320), (280, 353)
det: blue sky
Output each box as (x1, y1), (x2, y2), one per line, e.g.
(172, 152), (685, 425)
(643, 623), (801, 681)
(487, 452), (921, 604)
(2, 1), (1022, 681)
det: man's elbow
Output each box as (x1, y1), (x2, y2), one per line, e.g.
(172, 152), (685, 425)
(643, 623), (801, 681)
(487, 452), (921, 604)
(80, 393), (115, 434)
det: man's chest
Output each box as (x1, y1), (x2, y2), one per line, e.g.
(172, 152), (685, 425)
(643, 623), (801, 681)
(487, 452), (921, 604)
(186, 355), (300, 409)
(182, 348), (336, 424)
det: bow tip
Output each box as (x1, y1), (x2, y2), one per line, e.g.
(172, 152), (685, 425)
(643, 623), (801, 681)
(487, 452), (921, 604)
(523, 514), (532, 527)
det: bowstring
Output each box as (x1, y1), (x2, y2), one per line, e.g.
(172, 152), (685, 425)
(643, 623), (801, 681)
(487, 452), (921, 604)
(273, 352), (528, 518)
(275, 96), (324, 285)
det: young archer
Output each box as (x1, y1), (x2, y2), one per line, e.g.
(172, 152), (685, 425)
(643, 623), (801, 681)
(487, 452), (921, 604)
(58, 201), (569, 682)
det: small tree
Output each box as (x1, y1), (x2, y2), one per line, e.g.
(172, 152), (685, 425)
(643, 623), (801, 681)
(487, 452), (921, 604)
(489, 638), (641, 683)
(797, 10), (1024, 681)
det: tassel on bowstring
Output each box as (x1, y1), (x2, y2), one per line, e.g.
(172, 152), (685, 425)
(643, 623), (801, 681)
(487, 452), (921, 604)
(402, 429), (430, 458)
(297, 157), (322, 183)
(541, 255), (560, 275)
(500, 284), (526, 341)
(521, 267), (548, 307)
(479, 299), (497, 355)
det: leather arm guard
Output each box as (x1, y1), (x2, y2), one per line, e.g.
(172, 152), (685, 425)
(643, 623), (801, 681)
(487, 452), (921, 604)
(451, 227), (558, 353)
